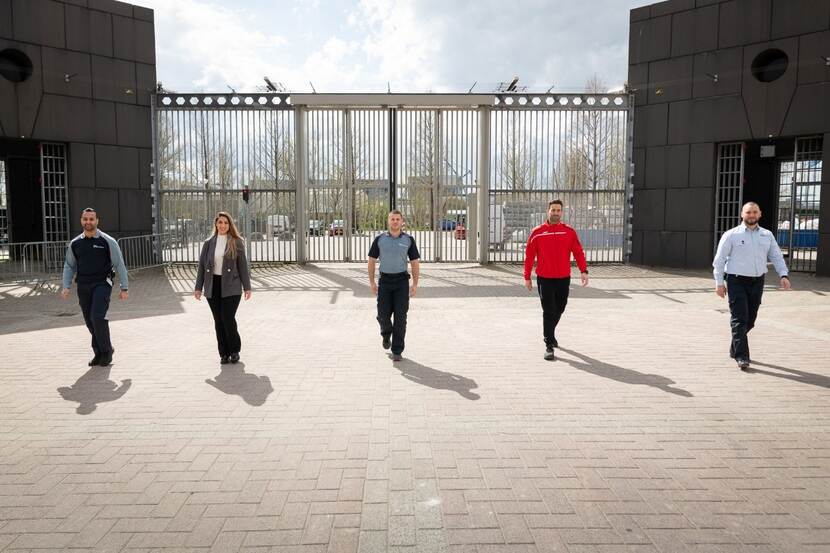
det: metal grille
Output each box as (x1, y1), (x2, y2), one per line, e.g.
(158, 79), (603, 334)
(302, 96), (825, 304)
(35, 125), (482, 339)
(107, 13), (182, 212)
(714, 142), (744, 249)
(777, 136), (822, 273)
(40, 143), (69, 243)
(0, 159), (8, 244)
(154, 92), (631, 264)
(488, 105), (628, 263)
(153, 95), (296, 262)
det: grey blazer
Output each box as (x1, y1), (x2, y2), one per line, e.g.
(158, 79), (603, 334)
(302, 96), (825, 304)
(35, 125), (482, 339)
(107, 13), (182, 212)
(195, 235), (252, 299)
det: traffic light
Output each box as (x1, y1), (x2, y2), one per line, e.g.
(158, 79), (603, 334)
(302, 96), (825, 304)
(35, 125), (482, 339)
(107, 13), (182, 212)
(242, 185), (250, 203)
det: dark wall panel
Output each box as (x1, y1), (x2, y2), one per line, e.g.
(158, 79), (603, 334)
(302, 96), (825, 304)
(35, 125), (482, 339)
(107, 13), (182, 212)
(119, 189), (151, 232)
(0, 75), (19, 137)
(89, 0), (133, 17)
(668, 96), (753, 144)
(649, 55), (694, 103)
(635, 104), (669, 147)
(667, 144), (690, 188)
(671, 4), (718, 57)
(69, 142), (96, 189)
(771, 0), (830, 40)
(633, 189), (666, 231)
(633, 148), (646, 189)
(139, 148), (152, 190)
(13, 42), (43, 139)
(94, 188), (120, 231)
(12, 0), (65, 49)
(0, 0), (12, 39)
(666, 188), (714, 231)
(631, 230), (645, 263)
(781, 82), (830, 136)
(798, 31), (830, 85)
(692, 47), (743, 99)
(642, 230), (686, 266)
(719, 0), (772, 49)
(136, 63), (156, 106)
(42, 47), (93, 98)
(645, 146), (668, 189)
(630, 15), (672, 64)
(95, 145), (139, 189)
(686, 231), (713, 267)
(689, 143), (716, 188)
(91, 56), (137, 104)
(652, 0), (695, 17)
(628, 63), (649, 106)
(66, 5), (114, 57)
(116, 104), (151, 148)
(817, 232), (830, 275)
(742, 38), (798, 138)
(69, 186), (96, 235)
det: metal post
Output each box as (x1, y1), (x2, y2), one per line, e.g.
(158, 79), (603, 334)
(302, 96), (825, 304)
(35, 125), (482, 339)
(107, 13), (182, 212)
(432, 110), (442, 261)
(150, 94), (163, 263)
(344, 109), (353, 262)
(622, 93), (635, 263)
(388, 108), (396, 209)
(294, 106), (307, 263)
(789, 138), (798, 258)
(477, 107), (491, 263)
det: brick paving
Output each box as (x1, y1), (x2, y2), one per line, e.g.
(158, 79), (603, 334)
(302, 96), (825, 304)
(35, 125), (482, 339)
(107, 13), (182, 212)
(1, 263), (829, 553)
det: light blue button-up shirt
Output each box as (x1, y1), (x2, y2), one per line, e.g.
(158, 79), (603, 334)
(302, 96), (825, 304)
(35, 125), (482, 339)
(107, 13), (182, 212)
(712, 223), (788, 286)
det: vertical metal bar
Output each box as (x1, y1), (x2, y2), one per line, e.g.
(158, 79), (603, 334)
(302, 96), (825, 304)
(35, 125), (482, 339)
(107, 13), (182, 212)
(622, 93), (635, 263)
(294, 106), (307, 263)
(478, 107), (491, 263)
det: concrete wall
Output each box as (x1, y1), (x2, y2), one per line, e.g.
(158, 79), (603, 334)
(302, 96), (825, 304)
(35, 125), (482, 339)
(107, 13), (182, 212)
(0, 0), (155, 236)
(628, 0), (830, 274)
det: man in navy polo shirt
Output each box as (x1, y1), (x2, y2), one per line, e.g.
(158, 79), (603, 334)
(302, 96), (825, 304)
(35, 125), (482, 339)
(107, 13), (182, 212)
(61, 208), (129, 367)
(367, 210), (420, 362)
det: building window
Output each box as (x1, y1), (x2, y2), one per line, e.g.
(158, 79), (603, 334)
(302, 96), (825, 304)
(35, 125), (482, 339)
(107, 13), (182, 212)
(751, 49), (789, 83)
(0, 49), (34, 83)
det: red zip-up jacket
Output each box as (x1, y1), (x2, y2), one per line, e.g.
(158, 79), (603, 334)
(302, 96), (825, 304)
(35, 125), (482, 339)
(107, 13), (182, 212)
(523, 222), (588, 280)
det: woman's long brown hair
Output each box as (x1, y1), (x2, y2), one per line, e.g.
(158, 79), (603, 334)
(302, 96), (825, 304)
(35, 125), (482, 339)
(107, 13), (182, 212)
(213, 211), (243, 258)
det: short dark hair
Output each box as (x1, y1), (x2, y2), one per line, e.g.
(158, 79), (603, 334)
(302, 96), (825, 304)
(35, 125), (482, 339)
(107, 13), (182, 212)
(548, 200), (563, 208)
(388, 209), (403, 217)
(81, 207), (97, 216)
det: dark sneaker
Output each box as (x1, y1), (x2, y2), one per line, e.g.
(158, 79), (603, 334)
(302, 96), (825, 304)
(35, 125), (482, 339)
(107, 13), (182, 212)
(230, 353), (240, 364)
(551, 338), (559, 348)
(392, 353), (402, 362)
(88, 355), (101, 367)
(544, 348), (555, 361)
(99, 350), (113, 366)
(220, 355), (230, 364)
(382, 336), (391, 350)
(737, 358), (750, 370)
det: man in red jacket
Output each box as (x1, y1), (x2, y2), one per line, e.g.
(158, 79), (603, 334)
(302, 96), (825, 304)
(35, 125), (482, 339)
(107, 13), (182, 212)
(523, 199), (589, 360)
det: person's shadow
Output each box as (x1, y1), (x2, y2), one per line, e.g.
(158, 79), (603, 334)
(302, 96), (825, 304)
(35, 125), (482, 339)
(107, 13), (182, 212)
(393, 356), (480, 400)
(744, 361), (830, 389)
(57, 366), (132, 415)
(205, 362), (274, 406)
(557, 348), (693, 397)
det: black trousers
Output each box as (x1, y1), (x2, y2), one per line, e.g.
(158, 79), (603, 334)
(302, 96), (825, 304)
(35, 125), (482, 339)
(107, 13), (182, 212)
(726, 274), (764, 361)
(377, 273), (410, 355)
(207, 275), (242, 357)
(77, 281), (113, 355)
(537, 276), (570, 348)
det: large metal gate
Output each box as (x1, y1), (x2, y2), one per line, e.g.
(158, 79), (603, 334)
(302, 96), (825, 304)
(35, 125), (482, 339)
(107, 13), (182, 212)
(153, 92), (632, 263)
(776, 136), (822, 272)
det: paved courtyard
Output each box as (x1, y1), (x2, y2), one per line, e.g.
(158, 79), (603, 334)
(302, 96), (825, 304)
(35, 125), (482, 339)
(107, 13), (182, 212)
(1, 263), (829, 553)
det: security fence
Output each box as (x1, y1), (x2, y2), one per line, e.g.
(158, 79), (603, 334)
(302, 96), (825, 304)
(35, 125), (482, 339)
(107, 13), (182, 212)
(153, 92), (633, 264)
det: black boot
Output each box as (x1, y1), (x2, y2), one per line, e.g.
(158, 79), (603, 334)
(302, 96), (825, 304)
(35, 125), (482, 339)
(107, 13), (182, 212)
(88, 354), (101, 367)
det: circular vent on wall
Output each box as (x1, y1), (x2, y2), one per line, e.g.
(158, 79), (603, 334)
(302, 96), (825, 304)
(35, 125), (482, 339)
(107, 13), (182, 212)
(0, 49), (34, 83)
(751, 49), (789, 83)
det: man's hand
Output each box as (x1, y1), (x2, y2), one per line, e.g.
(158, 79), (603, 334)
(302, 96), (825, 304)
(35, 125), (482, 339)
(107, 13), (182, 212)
(370, 282), (378, 295)
(410, 284), (417, 297)
(194, 290), (202, 301)
(119, 290), (129, 301)
(524, 279), (533, 292)
(60, 288), (70, 300)
(716, 285), (726, 298)
(780, 277), (791, 291)
(580, 273), (589, 287)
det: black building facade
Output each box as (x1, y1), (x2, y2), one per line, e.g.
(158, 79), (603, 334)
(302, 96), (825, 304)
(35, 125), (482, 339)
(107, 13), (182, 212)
(0, 0), (155, 243)
(628, 0), (830, 275)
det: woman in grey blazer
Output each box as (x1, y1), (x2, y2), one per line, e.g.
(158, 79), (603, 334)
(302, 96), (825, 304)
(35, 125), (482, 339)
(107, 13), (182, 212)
(194, 212), (252, 364)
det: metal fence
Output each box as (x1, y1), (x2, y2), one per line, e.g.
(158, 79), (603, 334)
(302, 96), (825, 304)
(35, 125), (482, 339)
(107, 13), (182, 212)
(153, 92), (633, 264)
(0, 234), (167, 283)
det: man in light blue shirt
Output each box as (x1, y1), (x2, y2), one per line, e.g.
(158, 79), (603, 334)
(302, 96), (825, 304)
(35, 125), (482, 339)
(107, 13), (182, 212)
(712, 202), (790, 370)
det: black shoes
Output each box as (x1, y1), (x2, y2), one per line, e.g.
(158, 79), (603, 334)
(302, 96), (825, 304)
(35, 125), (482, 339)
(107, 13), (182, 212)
(88, 355), (101, 367)
(392, 353), (402, 362)
(98, 350), (113, 366)
(551, 338), (559, 348)
(544, 348), (555, 361)
(220, 355), (230, 364)
(382, 336), (391, 350)
(737, 358), (750, 370)
(230, 353), (240, 364)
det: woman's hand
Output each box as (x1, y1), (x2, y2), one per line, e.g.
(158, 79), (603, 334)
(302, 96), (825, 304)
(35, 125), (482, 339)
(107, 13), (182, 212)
(244, 290), (252, 301)
(194, 290), (202, 301)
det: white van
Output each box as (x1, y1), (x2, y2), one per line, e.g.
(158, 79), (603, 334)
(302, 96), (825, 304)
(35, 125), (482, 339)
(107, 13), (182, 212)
(267, 215), (293, 238)
(489, 203), (506, 250)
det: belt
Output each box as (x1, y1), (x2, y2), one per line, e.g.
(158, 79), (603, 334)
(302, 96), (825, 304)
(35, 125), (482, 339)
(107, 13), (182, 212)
(380, 271), (408, 278)
(726, 274), (763, 280)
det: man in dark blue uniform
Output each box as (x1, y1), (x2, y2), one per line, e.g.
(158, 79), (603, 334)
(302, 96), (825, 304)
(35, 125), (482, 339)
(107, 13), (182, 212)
(61, 208), (129, 366)
(367, 210), (420, 362)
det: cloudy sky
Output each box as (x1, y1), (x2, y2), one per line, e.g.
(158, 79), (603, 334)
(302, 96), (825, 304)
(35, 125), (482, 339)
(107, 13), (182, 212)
(133, 0), (647, 94)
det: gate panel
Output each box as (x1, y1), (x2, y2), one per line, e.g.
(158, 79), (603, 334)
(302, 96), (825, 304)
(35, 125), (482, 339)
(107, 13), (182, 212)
(777, 136), (822, 272)
(714, 142), (744, 249)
